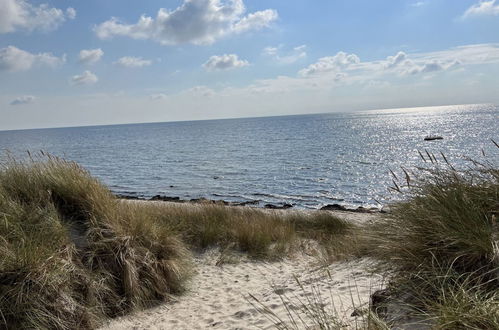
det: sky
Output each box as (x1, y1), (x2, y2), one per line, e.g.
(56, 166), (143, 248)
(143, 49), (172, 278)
(1, 0), (499, 130)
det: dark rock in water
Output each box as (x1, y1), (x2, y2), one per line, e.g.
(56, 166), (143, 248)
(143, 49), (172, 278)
(190, 198), (229, 205)
(264, 203), (293, 209)
(150, 195), (182, 202)
(320, 204), (348, 211)
(321, 204), (380, 213)
(231, 200), (260, 206)
(115, 194), (142, 200)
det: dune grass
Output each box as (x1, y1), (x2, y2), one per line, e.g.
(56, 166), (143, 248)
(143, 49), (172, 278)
(117, 202), (297, 259)
(252, 151), (498, 329)
(119, 201), (359, 261)
(367, 153), (499, 327)
(0, 157), (192, 329)
(0, 155), (359, 329)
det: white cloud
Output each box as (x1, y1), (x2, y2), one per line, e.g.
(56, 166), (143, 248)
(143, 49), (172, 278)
(409, 60), (444, 74)
(292, 44), (497, 88)
(66, 7), (76, 20)
(203, 53), (249, 71)
(245, 44), (495, 97)
(263, 44), (307, 64)
(0, 0), (76, 34)
(263, 46), (278, 56)
(232, 8), (278, 33)
(377, 49), (468, 76)
(416, 43), (499, 65)
(78, 48), (104, 65)
(150, 93), (168, 100)
(114, 56), (153, 68)
(403, 59), (462, 75)
(384, 51), (407, 69)
(299, 52), (360, 76)
(462, 0), (499, 18)
(71, 70), (98, 85)
(94, 0), (277, 45)
(0, 45), (65, 72)
(10, 95), (35, 105)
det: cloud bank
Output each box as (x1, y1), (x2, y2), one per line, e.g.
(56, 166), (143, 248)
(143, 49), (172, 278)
(94, 0), (277, 45)
(0, 0), (75, 33)
(462, 0), (499, 18)
(0, 45), (65, 72)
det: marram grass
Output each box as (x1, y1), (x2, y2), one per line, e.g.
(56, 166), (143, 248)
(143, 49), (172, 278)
(251, 152), (499, 329)
(121, 200), (358, 261)
(367, 153), (499, 328)
(0, 157), (192, 329)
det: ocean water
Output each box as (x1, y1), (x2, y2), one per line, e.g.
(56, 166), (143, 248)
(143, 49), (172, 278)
(1, 104), (497, 209)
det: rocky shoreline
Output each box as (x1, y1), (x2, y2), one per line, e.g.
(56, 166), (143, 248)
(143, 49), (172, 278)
(115, 194), (385, 213)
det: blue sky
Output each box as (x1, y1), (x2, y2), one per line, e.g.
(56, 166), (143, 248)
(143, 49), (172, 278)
(1, 0), (499, 130)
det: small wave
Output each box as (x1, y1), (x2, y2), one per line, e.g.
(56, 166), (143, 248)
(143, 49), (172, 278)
(252, 192), (319, 202)
(212, 193), (247, 199)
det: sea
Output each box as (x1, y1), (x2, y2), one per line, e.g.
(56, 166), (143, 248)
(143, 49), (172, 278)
(1, 104), (498, 209)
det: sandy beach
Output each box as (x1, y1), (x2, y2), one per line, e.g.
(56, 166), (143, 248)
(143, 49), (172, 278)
(100, 207), (384, 330)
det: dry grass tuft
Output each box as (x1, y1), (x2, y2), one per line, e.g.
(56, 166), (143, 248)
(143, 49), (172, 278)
(121, 203), (359, 261)
(367, 151), (499, 327)
(0, 156), (191, 329)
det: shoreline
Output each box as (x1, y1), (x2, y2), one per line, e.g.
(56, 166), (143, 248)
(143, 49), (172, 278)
(116, 193), (386, 214)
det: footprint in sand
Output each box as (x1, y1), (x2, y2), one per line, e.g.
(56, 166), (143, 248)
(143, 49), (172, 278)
(233, 310), (250, 319)
(273, 287), (293, 295)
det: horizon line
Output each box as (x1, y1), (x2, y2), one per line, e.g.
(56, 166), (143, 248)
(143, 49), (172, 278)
(0, 102), (494, 133)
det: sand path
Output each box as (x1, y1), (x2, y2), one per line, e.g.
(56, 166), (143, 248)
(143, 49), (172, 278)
(101, 252), (383, 330)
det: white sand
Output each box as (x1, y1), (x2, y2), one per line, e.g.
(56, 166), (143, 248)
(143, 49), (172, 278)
(101, 252), (383, 330)
(103, 202), (384, 329)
